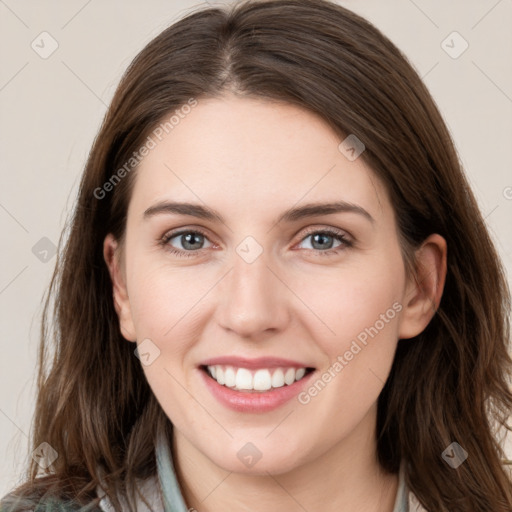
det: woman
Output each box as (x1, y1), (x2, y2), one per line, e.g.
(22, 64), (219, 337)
(1, 0), (511, 510)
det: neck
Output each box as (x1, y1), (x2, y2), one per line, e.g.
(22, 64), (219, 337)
(171, 407), (399, 512)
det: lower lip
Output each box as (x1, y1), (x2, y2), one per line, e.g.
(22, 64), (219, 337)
(199, 367), (315, 413)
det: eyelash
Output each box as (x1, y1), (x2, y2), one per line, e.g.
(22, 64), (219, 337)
(159, 227), (353, 259)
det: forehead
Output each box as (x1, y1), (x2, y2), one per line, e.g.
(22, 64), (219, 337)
(128, 95), (391, 224)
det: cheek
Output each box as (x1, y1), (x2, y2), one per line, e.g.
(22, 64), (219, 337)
(127, 258), (207, 339)
(292, 252), (404, 423)
(292, 255), (405, 353)
(128, 262), (205, 423)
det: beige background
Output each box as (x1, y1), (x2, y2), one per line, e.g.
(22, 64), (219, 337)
(1, 0), (511, 497)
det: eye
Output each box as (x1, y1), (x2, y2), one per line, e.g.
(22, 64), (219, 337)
(296, 228), (353, 256)
(160, 229), (213, 258)
(159, 227), (353, 258)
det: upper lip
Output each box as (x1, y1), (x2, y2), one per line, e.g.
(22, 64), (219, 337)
(200, 356), (315, 370)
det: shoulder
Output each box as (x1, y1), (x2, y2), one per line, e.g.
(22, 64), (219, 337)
(408, 490), (428, 512)
(0, 493), (103, 512)
(95, 474), (163, 512)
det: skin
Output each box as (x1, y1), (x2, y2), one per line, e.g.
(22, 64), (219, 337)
(104, 94), (447, 512)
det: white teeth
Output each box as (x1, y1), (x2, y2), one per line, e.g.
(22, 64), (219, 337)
(253, 369), (272, 391)
(206, 365), (310, 391)
(236, 368), (253, 389)
(224, 366), (236, 387)
(271, 369), (285, 388)
(216, 366), (225, 385)
(284, 368), (296, 385)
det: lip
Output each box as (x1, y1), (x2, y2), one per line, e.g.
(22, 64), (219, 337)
(199, 355), (313, 370)
(198, 366), (316, 413)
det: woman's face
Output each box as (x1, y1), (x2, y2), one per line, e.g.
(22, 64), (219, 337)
(105, 95), (435, 475)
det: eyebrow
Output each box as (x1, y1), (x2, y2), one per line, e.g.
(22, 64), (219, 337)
(143, 200), (375, 224)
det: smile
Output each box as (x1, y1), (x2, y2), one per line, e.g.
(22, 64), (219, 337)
(203, 365), (314, 392)
(198, 357), (317, 413)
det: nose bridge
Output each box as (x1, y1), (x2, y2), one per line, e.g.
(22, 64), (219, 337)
(216, 243), (289, 336)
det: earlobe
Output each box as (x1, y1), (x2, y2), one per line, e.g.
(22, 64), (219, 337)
(103, 234), (137, 342)
(398, 234), (447, 340)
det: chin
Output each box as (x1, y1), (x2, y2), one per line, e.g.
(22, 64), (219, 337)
(204, 438), (308, 476)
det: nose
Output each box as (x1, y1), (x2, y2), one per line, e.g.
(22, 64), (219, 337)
(215, 251), (291, 339)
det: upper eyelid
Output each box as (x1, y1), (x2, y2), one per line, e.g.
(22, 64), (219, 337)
(162, 227), (212, 243)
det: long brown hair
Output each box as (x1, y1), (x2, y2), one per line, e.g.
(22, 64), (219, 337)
(2, 0), (511, 510)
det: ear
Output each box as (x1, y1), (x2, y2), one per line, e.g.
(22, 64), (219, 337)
(103, 233), (137, 342)
(398, 233), (447, 340)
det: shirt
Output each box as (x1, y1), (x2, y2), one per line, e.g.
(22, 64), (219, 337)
(97, 430), (428, 512)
